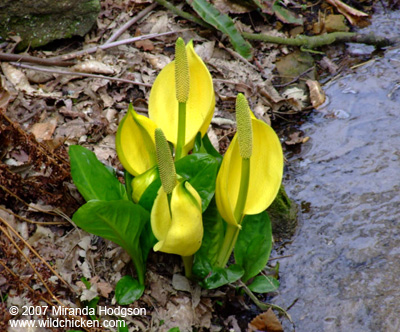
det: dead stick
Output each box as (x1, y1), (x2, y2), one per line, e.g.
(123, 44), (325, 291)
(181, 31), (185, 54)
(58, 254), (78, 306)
(105, 2), (158, 44)
(0, 216), (73, 291)
(0, 53), (75, 66)
(11, 62), (152, 87)
(0, 224), (61, 304)
(51, 30), (184, 61)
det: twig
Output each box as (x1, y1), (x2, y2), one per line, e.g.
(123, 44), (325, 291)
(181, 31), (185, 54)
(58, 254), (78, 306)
(218, 41), (258, 70)
(105, 3), (158, 44)
(50, 30), (185, 62)
(10, 62), (152, 87)
(0, 205), (68, 225)
(0, 260), (93, 332)
(274, 67), (314, 88)
(0, 53), (75, 67)
(1, 112), (69, 172)
(0, 224), (61, 304)
(0, 260), (56, 307)
(0, 184), (57, 216)
(0, 215), (73, 291)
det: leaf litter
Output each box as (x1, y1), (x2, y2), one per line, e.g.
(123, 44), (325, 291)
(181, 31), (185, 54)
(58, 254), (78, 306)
(0, 0), (383, 330)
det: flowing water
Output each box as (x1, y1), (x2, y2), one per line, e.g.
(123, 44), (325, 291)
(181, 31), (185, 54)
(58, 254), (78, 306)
(273, 8), (400, 332)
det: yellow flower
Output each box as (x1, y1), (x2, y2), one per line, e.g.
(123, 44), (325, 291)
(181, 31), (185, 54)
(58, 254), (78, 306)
(148, 41), (215, 155)
(116, 104), (157, 177)
(215, 114), (283, 226)
(151, 180), (203, 256)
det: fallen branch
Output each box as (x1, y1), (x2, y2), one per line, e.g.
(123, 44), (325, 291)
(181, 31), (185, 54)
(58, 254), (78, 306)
(10, 62), (152, 87)
(105, 2), (158, 44)
(154, 1), (397, 49)
(50, 30), (184, 62)
(0, 53), (75, 67)
(242, 31), (397, 49)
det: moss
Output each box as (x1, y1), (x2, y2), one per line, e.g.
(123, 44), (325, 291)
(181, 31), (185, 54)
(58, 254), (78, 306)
(0, 0), (100, 49)
(267, 185), (298, 239)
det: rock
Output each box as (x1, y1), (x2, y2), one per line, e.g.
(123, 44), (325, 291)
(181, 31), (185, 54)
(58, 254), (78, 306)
(0, 0), (100, 49)
(267, 185), (298, 239)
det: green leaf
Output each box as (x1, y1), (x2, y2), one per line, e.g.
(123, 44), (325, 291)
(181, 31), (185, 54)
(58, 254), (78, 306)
(72, 200), (149, 286)
(86, 296), (99, 320)
(80, 277), (91, 289)
(247, 275), (280, 293)
(168, 328), (181, 332)
(175, 153), (219, 212)
(200, 264), (244, 289)
(194, 198), (224, 272)
(69, 145), (127, 202)
(115, 276), (145, 305)
(234, 211), (273, 282)
(124, 170), (134, 202)
(187, 0), (253, 59)
(193, 132), (222, 165)
(117, 323), (129, 332)
(138, 177), (161, 211)
(272, 1), (304, 25)
(139, 153), (219, 213)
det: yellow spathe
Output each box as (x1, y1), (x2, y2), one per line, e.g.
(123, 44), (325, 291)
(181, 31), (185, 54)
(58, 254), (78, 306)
(148, 41), (215, 155)
(151, 181), (203, 256)
(116, 104), (157, 176)
(216, 117), (283, 226)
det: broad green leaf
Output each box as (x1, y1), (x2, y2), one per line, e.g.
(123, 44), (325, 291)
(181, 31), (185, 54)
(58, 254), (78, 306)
(187, 0), (253, 59)
(175, 153), (219, 212)
(193, 132), (222, 165)
(124, 170), (134, 202)
(272, 1), (304, 25)
(247, 275), (280, 293)
(201, 133), (222, 164)
(168, 328), (181, 332)
(115, 276), (145, 305)
(138, 177), (161, 211)
(234, 211), (273, 282)
(69, 145), (127, 202)
(194, 198), (224, 270)
(200, 264), (244, 289)
(72, 200), (149, 285)
(139, 153), (219, 212)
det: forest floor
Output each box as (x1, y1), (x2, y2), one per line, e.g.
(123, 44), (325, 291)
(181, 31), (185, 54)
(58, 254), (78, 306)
(0, 0), (395, 331)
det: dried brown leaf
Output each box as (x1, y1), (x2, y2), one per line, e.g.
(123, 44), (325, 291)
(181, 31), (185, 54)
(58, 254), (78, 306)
(325, 0), (369, 26)
(306, 79), (326, 109)
(248, 308), (283, 332)
(73, 60), (115, 75)
(285, 131), (309, 145)
(30, 119), (57, 141)
(1, 62), (34, 94)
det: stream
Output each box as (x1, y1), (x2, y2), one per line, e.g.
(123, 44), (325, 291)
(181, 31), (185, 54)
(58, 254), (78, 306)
(273, 7), (400, 332)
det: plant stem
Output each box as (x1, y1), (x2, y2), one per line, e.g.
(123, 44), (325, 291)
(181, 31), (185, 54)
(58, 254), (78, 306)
(233, 158), (250, 223)
(182, 255), (193, 279)
(238, 280), (293, 323)
(216, 157), (251, 267)
(175, 102), (187, 161)
(215, 223), (240, 268)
